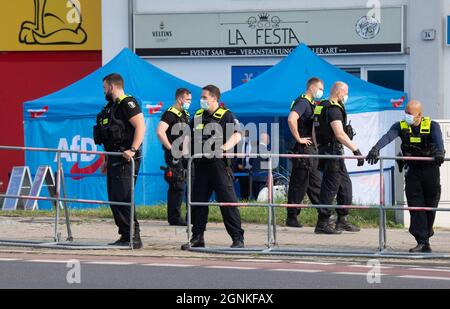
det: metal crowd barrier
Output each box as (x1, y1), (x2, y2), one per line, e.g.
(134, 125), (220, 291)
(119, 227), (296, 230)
(187, 153), (450, 259)
(0, 146), (136, 250)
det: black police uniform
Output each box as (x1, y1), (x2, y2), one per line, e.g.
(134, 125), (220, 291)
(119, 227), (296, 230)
(160, 106), (190, 225)
(287, 95), (322, 226)
(94, 95), (142, 242)
(315, 100), (353, 223)
(369, 118), (445, 248)
(188, 107), (245, 247)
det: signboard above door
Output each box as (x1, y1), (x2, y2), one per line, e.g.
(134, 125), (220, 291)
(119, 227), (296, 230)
(134, 6), (404, 58)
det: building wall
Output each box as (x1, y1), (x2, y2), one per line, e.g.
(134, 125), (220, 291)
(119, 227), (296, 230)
(103, 0), (450, 118)
(0, 51), (102, 190)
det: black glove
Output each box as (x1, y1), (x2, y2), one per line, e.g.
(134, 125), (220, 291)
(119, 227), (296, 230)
(353, 149), (364, 167)
(396, 152), (406, 173)
(366, 147), (380, 165)
(435, 151), (446, 167)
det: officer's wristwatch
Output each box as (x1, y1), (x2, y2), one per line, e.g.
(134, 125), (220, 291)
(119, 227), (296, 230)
(130, 147), (138, 153)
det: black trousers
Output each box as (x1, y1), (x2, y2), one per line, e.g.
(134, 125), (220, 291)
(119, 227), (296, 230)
(238, 174), (251, 200)
(107, 158), (140, 238)
(287, 146), (322, 217)
(405, 165), (441, 245)
(318, 158), (352, 221)
(191, 160), (244, 241)
(165, 151), (186, 224)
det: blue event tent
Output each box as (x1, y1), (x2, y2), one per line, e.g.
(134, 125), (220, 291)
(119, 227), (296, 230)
(222, 44), (406, 116)
(221, 44), (408, 205)
(23, 48), (202, 209)
(23, 45), (408, 208)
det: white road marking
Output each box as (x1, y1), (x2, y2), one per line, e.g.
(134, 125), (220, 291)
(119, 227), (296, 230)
(349, 265), (393, 269)
(410, 268), (450, 273)
(0, 258), (19, 262)
(205, 266), (257, 270)
(292, 261), (336, 266)
(28, 260), (70, 264)
(85, 261), (137, 266)
(271, 269), (324, 273)
(333, 272), (386, 276)
(234, 259), (283, 263)
(143, 263), (195, 268)
(397, 275), (450, 281)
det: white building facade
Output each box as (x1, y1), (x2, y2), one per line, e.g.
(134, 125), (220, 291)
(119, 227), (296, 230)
(102, 0), (450, 226)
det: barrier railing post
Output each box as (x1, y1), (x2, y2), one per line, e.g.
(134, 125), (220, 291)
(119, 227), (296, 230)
(267, 157), (275, 248)
(54, 150), (61, 243)
(379, 158), (387, 252)
(129, 157), (136, 250)
(187, 157), (193, 248)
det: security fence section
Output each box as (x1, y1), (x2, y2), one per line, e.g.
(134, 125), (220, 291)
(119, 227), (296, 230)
(186, 153), (450, 259)
(0, 146), (136, 250)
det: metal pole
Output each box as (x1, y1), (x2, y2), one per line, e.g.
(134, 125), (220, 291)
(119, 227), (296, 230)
(379, 158), (386, 252)
(129, 157), (136, 250)
(187, 157), (193, 247)
(60, 167), (73, 242)
(267, 157), (275, 248)
(54, 151), (61, 243)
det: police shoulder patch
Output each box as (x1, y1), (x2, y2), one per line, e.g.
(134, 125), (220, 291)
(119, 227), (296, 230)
(128, 101), (136, 109)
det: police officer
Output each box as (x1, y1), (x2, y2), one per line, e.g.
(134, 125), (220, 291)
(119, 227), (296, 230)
(182, 85), (245, 250)
(314, 82), (363, 234)
(95, 73), (146, 249)
(286, 77), (324, 228)
(157, 88), (192, 226)
(366, 100), (445, 253)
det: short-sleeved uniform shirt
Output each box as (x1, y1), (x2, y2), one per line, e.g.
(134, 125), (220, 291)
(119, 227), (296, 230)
(190, 107), (241, 158)
(160, 108), (190, 145)
(290, 95), (315, 138)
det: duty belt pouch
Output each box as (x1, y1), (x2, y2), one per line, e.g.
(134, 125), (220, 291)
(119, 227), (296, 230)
(109, 124), (125, 144)
(291, 144), (309, 170)
(93, 124), (102, 145)
(319, 145), (341, 172)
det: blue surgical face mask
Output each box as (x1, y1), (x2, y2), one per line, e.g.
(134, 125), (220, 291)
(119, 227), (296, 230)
(314, 90), (324, 101)
(342, 94), (349, 104)
(200, 99), (209, 110)
(182, 101), (191, 111)
(404, 113), (415, 126)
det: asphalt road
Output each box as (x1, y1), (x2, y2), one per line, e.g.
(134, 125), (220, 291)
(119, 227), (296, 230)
(1, 255), (450, 289)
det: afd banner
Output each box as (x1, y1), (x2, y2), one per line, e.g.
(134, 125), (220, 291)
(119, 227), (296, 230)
(24, 116), (167, 209)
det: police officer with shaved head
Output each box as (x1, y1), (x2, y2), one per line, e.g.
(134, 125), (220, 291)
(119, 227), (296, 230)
(314, 81), (363, 235)
(367, 100), (445, 253)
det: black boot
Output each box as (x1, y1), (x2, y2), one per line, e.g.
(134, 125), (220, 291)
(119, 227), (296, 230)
(336, 216), (360, 233)
(133, 234), (143, 249)
(181, 234), (205, 250)
(314, 219), (342, 235)
(409, 243), (432, 253)
(286, 216), (303, 228)
(169, 218), (187, 226)
(108, 235), (129, 246)
(231, 238), (245, 249)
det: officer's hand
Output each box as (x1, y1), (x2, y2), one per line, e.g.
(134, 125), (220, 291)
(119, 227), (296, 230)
(299, 138), (312, 146)
(122, 150), (136, 161)
(366, 147), (380, 165)
(435, 151), (446, 167)
(353, 149), (364, 167)
(396, 152), (406, 173)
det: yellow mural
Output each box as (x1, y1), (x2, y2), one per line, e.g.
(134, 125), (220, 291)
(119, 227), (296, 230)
(0, 0), (101, 51)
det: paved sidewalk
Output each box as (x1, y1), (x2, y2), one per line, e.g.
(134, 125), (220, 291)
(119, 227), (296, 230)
(1, 216), (450, 259)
